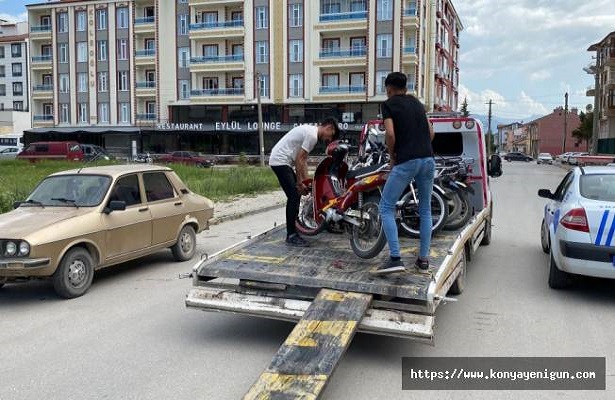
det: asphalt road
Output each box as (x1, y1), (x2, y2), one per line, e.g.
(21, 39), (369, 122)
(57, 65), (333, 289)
(1, 162), (614, 400)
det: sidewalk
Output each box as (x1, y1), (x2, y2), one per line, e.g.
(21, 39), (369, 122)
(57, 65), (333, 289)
(209, 190), (286, 225)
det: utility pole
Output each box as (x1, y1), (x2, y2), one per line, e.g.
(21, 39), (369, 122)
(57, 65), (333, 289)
(562, 92), (568, 154)
(256, 72), (265, 167)
(486, 99), (493, 156)
(584, 62), (600, 155)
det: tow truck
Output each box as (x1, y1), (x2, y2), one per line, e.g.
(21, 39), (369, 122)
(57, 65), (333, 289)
(185, 114), (503, 399)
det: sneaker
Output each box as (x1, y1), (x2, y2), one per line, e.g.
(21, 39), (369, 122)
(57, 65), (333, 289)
(415, 257), (429, 271)
(285, 233), (310, 247)
(370, 258), (405, 275)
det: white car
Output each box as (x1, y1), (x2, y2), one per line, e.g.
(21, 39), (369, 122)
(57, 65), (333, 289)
(537, 153), (553, 165)
(539, 166), (615, 288)
(0, 147), (21, 159)
(556, 152), (573, 163)
(567, 152), (589, 166)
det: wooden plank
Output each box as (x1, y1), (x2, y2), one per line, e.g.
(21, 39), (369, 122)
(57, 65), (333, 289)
(244, 289), (372, 400)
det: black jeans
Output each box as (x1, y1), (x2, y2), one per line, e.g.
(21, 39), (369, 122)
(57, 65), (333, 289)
(271, 165), (300, 237)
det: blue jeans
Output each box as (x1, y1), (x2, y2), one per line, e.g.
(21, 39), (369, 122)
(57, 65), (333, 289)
(379, 157), (435, 259)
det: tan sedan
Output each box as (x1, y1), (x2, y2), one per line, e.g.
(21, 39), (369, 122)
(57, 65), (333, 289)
(0, 164), (214, 298)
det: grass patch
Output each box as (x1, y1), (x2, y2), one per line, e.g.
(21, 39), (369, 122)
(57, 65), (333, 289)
(0, 160), (279, 214)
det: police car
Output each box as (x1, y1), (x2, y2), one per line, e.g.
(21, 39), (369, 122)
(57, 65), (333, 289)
(539, 167), (615, 288)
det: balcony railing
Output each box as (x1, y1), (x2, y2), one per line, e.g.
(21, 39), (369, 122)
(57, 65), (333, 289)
(320, 85), (366, 94)
(319, 11), (367, 22)
(135, 16), (155, 25)
(33, 115), (54, 121)
(30, 25), (52, 32)
(403, 46), (416, 54)
(404, 8), (417, 16)
(136, 113), (157, 120)
(33, 84), (53, 91)
(189, 20), (243, 30)
(319, 47), (366, 58)
(190, 54), (244, 64)
(190, 88), (244, 96)
(32, 55), (52, 62)
(135, 49), (156, 57)
(136, 81), (156, 89)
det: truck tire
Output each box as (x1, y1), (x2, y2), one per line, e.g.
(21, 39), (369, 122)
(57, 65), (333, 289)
(172, 225), (197, 261)
(448, 249), (466, 295)
(350, 196), (387, 259)
(548, 252), (571, 289)
(52, 247), (95, 299)
(540, 218), (550, 254)
(444, 189), (472, 231)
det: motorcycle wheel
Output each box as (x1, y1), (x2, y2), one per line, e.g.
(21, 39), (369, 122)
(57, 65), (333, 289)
(350, 195), (387, 259)
(398, 188), (449, 238)
(443, 189), (472, 231)
(295, 193), (326, 236)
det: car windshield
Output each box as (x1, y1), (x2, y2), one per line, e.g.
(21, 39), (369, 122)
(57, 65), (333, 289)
(26, 174), (112, 207)
(580, 174), (615, 202)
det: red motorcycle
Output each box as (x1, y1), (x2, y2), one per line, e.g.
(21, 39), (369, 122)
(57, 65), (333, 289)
(295, 140), (388, 259)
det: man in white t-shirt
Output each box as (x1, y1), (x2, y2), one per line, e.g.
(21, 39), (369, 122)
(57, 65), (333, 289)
(269, 117), (340, 247)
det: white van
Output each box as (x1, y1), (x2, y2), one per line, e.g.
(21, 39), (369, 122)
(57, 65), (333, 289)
(0, 133), (24, 152)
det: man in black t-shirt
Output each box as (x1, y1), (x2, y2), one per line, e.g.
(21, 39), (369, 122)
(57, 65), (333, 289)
(372, 72), (435, 275)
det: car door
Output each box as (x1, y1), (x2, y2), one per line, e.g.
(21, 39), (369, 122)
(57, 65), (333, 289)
(102, 174), (153, 260)
(545, 171), (575, 232)
(143, 171), (185, 245)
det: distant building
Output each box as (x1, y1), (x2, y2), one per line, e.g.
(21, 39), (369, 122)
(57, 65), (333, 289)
(587, 31), (615, 154)
(524, 107), (581, 157)
(0, 19), (31, 136)
(496, 122), (524, 153)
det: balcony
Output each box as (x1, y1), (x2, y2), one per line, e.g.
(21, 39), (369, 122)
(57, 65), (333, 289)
(403, 46), (416, 54)
(319, 85), (366, 94)
(189, 20), (244, 40)
(33, 115), (54, 126)
(136, 81), (156, 89)
(135, 16), (155, 33)
(30, 25), (52, 39)
(32, 55), (52, 63)
(319, 47), (366, 59)
(32, 84), (53, 99)
(190, 20), (243, 30)
(190, 54), (244, 64)
(136, 113), (157, 121)
(191, 88), (244, 96)
(319, 11), (367, 22)
(30, 25), (51, 33)
(404, 8), (417, 16)
(190, 54), (244, 72)
(135, 17), (155, 25)
(135, 49), (156, 57)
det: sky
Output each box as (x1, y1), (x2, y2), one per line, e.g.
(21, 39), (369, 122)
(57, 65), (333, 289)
(1, 0), (614, 122)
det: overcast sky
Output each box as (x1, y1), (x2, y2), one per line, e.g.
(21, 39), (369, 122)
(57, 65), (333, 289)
(2, 0), (614, 121)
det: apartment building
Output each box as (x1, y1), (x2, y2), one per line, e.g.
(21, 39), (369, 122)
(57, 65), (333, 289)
(26, 0), (462, 156)
(0, 19), (31, 135)
(587, 31), (615, 154)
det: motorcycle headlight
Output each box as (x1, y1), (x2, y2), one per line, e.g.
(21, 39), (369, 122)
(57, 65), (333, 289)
(5, 241), (17, 256)
(19, 241), (30, 256)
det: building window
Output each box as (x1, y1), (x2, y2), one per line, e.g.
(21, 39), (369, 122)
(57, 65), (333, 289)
(146, 101), (156, 115)
(202, 77), (218, 90)
(118, 71), (129, 91)
(232, 77), (244, 89)
(41, 44), (52, 57)
(351, 0), (367, 11)
(377, 0), (392, 20)
(58, 43), (68, 63)
(117, 8), (128, 28)
(12, 82), (23, 96)
(178, 47), (190, 68)
(322, 73), (339, 88)
(255, 6), (268, 29)
(97, 9), (107, 30)
(77, 42), (88, 63)
(40, 15), (51, 27)
(350, 72), (365, 88)
(117, 39), (128, 60)
(11, 63), (22, 77)
(78, 103), (88, 124)
(178, 15), (188, 35)
(289, 4), (303, 27)
(13, 101), (23, 111)
(201, 11), (218, 24)
(0, 66), (4, 77)
(179, 80), (190, 99)
(97, 40), (107, 61)
(78, 73), (88, 93)
(57, 13), (68, 33)
(98, 103), (109, 123)
(59, 74), (69, 93)
(377, 34), (392, 58)
(0, 46), (4, 58)
(76, 11), (87, 31)
(376, 70), (390, 93)
(98, 72), (108, 92)
(11, 43), (22, 58)
(255, 41), (268, 64)
(0, 84), (5, 96)
(289, 74), (303, 98)
(203, 44), (218, 57)
(60, 104), (70, 123)
(119, 103), (130, 123)
(43, 103), (53, 116)
(289, 40), (303, 62)
(259, 74), (269, 97)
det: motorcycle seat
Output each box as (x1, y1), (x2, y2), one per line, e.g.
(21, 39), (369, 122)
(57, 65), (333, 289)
(347, 163), (385, 180)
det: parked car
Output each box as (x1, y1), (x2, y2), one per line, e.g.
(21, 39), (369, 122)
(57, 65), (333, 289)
(567, 152), (589, 166)
(537, 153), (554, 165)
(0, 147), (21, 159)
(557, 152), (574, 163)
(0, 164), (214, 298)
(17, 141), (84, 161)
(539, 166), (615, 288)
(80, 144), (114, 161)
(158, 151), (215, 167)
(504, 152), (533, 162)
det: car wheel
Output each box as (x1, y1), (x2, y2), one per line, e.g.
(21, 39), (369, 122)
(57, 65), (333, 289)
(52, 248), (95, 299)
(172, 225), (196, 261)
(548, 251), (571, 289)
(540, 219), (550, 254)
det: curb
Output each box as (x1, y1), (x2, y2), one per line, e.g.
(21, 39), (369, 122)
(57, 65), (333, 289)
(210, 202), (285, 226)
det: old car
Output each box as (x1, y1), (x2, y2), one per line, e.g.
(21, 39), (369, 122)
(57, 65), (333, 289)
(158, 151), (215, 167)
(0, 147), (21, 159)
(0, 164), (214, 298)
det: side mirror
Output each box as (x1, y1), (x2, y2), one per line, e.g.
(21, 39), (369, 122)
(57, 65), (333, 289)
(104, 200), (126, 214)
(487, 154), (503, 178)
(538, 189), (554, 199)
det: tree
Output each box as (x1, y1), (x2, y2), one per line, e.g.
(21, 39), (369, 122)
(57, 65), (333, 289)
(460, 97), (470, 117)
(571, 111), (593, 152)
